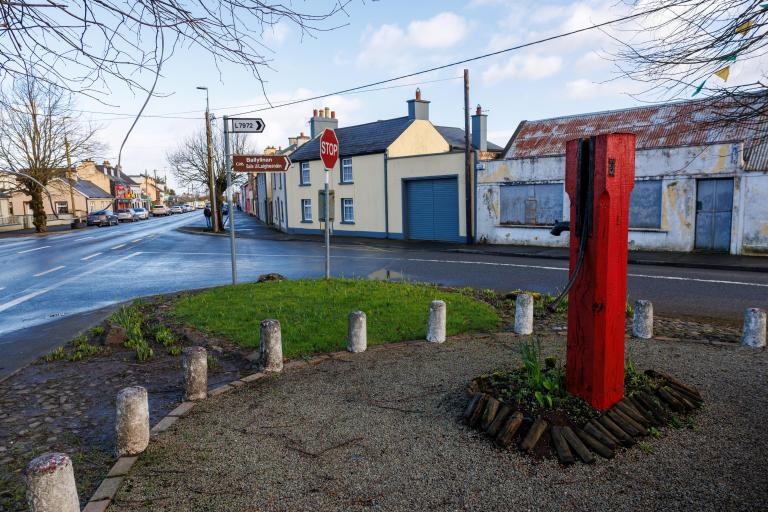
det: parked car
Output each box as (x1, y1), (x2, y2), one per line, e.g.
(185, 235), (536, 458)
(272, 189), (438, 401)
(87, 209), (118, 227)
(169, 205), (184, 214)
(151, 205), (170, 216)
(116, 208), (138, 222)
(184, 204), (195, 212)
(132, 207), (149, 220)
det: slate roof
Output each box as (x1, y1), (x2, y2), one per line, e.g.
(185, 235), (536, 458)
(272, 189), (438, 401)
(434, 126), (503, 152)
(289, 117), (414, 162)
(65, 179), (112, 198)
(96, 165), (137, 185)
(504, 95), (768, 159)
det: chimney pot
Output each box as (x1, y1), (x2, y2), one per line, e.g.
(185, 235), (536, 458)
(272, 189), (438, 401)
(331, 111), (336, 119)
(300, 132), (304, 137)
(313, 109), (318, 117)
(415, 88), (421, 100)
(324, 107), (330, 118)
(476, 105), (482, 116)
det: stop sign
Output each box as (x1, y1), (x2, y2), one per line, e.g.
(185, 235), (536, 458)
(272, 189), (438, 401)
(319, 128), (339, 170)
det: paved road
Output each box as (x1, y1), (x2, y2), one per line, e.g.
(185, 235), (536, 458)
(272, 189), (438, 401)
(1, 210), (766, 380)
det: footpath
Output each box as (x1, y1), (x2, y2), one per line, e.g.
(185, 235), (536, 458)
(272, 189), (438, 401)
(180, 212), (768, 273)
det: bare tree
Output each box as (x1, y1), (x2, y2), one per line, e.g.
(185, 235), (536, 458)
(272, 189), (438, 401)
(614, 0), (768, 127)
(167, 128), (252, 229)
(0, 1), (351, 100)
(0, 77), (102, 232)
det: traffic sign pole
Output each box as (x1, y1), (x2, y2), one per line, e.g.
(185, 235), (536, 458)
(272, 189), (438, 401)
(223, 115), (237, 285)
(324, 170), (330, 279)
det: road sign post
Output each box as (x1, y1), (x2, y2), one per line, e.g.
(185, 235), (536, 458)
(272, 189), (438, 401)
(222, 116), (266, 285)
(319, 128), (339, 280)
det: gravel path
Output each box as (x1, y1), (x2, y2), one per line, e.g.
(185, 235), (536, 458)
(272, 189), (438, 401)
(111, 334), (768, 511)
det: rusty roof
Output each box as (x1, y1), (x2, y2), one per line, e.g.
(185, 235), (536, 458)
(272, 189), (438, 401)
(504, 96), (768, 161)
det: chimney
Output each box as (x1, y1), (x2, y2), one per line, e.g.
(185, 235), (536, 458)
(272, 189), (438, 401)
(407, 88), (430, 121)
(309, 107), (339, 138)
(296, 132), (310, 147)
(471, 104), (487, 152)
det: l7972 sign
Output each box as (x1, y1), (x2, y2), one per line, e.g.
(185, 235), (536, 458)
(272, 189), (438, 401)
(230, 118), (265, 133)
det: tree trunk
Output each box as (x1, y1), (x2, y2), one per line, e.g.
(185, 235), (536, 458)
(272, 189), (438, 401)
(29, 185), (47, 233)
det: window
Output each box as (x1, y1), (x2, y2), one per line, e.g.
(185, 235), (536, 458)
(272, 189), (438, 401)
(301, 199), (312, 222)
(341, 158), (353, 183)
(342, 198), (354, 223)
(629, 180), (663, 229)
(55, 201), (69, 214)
(500, 183), (563, 226)
(300, 162), (311, 185)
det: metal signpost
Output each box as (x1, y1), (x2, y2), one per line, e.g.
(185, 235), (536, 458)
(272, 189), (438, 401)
(319, 128), (339, 279)
(222, 116), (265, 285)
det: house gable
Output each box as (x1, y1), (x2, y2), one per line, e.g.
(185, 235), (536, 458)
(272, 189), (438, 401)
(387, 120), (450, 158)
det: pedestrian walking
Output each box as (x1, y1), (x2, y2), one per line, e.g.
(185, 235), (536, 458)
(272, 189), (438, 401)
(203, 205), (212, 228)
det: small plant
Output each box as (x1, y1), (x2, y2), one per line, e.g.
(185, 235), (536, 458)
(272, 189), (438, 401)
(207, 354), (219, 369)
(90, 325), (106, 336)
(519, 339), (563, 409)
(625, 360), (649, 393)
(648, 426), (662, 439)
(135, 344), (154, 362)
(43, 346), (66, 362)
(68, 336), (103, 361)
(167, 345), (183, 356)
(154, 327), (176, 347)
(625, 296), (634, 318)
(669, 415), (682, 429)
(637, 442), (654, 454)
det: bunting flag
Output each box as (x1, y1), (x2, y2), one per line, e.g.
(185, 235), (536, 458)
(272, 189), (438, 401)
(720, 54), (737, 62)
(692, 80), (706, 97)
(761, 3), (768, 10)
(735, 20), (753, 35)
(714, 67), (730, 81)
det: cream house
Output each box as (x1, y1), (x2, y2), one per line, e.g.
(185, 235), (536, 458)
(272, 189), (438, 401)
(275, 91), (501, 242)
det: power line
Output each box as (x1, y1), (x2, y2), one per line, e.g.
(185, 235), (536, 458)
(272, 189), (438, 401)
(229, 0), (689, 116)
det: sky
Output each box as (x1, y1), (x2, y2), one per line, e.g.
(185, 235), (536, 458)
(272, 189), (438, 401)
(67, 0), (762, 191)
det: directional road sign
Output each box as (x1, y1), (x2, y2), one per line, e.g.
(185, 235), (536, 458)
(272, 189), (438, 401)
(230, 118), (265, 133)
(320, 128), (339, 170)
(232, 155), (291, 173)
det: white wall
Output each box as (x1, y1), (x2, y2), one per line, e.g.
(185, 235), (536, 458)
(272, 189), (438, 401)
(477, 143), (768, 255)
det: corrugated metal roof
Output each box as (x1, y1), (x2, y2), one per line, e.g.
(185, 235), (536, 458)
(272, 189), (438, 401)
(505, 96), (768, 160)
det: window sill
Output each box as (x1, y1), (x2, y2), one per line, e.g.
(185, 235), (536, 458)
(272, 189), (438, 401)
(298, 183), (311, 187)
(340, 220), (355, 225)
(338, 181), (354, 185)
(300, 220), (313, 224)
(497, 224), (555, 229)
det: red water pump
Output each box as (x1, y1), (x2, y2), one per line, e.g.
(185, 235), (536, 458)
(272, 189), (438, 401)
(550, 133), (636, 410)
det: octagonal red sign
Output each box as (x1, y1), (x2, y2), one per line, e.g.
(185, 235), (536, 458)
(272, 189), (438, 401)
(319, 128), (339, 170)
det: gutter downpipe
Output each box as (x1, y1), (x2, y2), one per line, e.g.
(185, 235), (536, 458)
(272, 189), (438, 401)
(474, 150), (478, 243)
(384, 151), (389, 238)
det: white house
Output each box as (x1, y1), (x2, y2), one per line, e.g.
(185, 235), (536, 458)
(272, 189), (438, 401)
(476, 98), (768, 255)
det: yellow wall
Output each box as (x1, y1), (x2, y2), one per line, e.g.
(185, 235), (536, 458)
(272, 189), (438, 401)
(76, 162), (111, 193)
(387, 152), (468, 238)
(388, 120), (449, 157)
(8, 179), (112, 216)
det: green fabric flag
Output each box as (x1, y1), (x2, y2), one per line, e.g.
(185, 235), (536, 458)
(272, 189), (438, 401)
(761, 3), (768, 9)
(720, 54), (737, 62)
(692, 80), (706, 97)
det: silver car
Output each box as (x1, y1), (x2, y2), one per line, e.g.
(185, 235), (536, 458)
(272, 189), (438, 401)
(132, 207), (150, 220)
(116, 208), (138, 222)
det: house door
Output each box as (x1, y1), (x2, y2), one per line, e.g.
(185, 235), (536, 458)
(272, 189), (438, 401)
(694, 178), (733, 252)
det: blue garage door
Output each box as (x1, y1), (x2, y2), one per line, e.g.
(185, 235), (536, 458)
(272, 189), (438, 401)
(404, 177), (460, 242)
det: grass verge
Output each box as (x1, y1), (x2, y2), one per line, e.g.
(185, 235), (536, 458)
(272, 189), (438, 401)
(172, 278), (500, 358)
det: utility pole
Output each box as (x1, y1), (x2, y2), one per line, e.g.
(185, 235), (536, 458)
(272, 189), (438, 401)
(64, 129), (76, 220)
(198, 86), (218, 232)
(153, 169), (159, 203)
(463, 68), (473, 245)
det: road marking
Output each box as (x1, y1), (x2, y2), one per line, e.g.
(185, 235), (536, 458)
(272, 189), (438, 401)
(0, 252), (142, 314)
(111, 244), (126, 250)
(131, 238), (142, 243)
(626, 272), (768, 288)
(75, 237), (93, 241)
(33, 266), (65, 277)
(81, 252), (102, 261)
(17, 245), (51, 254)
(0, 287), (5, 291)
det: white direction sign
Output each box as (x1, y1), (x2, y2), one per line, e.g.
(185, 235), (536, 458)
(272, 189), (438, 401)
(230, 118), (265, 133)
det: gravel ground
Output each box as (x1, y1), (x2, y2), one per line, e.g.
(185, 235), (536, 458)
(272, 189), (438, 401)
(112, 333), (768, 512)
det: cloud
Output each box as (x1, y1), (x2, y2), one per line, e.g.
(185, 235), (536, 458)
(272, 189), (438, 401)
(262, 23), (290, 46)
(482, 54), (562, 85)
(356, 12), (468, 70)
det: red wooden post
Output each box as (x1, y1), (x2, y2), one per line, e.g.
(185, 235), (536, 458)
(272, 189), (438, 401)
(565, 133), (636, 410)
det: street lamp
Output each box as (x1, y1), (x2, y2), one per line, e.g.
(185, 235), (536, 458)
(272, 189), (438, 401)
(197, 86), (218, 231)
(63, 116), (78, 223)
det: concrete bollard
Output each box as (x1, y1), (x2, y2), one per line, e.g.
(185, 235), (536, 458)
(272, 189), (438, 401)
(260, 319), (284, 372)
(183, 346), (208, 401)
(427, 300), (446, 343)
(514, 293), (534, 335)
(741, 308), (767, 348)
(25, 453), (79, 512)
(632, 300), (654, 339)
(347, 311), (367, 353)
(116, 386), (150, 457)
